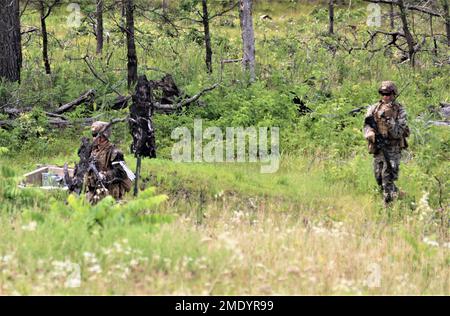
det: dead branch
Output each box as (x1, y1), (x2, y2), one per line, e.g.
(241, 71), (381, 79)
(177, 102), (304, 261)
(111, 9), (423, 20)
(363, 0), (442, 17)
(53, 89), (96, 114)
(20, 27), (38, 35)
(82, 56), (122, 96)
(153, 83), (219, 110)
(209, 1), (239, 21)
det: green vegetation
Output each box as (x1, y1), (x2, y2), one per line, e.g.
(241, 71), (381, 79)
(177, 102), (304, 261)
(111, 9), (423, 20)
(0, 0), (448, 294)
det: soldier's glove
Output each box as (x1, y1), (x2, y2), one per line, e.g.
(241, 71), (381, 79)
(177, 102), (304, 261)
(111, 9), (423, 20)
(365, 130), (376, 143)
(99, 171), (106, 182)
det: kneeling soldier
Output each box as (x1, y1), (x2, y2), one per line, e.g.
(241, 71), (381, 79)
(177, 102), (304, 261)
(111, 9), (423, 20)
(85, 121), (133, 204)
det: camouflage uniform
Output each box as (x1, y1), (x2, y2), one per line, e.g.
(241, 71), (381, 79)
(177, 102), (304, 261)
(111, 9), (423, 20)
(363, 81), (410, 205)
(85, 122), (132, 204)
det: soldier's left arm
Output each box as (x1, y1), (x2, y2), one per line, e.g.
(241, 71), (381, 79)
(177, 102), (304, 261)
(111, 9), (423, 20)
(105, 148), (128, 182)
(387, 104), (409, 139)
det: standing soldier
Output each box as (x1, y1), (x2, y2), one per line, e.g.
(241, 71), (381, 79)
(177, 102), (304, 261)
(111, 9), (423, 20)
(85, 121), (133, 204)
(363, 81), (410, 206)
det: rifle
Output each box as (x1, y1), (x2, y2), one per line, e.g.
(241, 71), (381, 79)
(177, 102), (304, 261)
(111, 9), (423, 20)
(88, 159), (108, 192)
(364, 115), (393, 176)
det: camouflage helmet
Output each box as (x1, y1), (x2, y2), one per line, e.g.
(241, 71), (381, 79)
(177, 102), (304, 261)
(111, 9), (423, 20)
(378, 81), (398, 96)
(91, 121), (111, 138)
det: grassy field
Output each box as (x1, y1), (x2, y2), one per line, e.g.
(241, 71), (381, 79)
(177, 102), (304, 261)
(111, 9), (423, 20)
(0, 1), (449, 294)
(1, 142), (449, 295)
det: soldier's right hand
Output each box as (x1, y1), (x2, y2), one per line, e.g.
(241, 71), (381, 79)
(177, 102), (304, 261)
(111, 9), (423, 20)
(365, 130), (376, 143)
(99, 171), (106, 181)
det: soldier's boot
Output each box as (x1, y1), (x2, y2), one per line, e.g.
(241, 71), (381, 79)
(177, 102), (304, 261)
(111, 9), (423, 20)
(383, 194), (394, 207)
(383, 183), (397, 207)
(376, 179), (383, 194)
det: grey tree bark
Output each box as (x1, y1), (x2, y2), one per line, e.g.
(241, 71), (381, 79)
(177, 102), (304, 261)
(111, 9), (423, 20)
(0, 0), (22, 82)
(96, 0), (103, 54)
(239, 0), (256, 82)
(126, 0), (138, 89)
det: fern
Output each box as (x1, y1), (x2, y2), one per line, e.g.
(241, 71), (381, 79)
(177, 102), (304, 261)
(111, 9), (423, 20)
(61, 188), (170, 229)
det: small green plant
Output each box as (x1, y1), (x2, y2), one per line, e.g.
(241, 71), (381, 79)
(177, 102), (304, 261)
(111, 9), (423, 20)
(51, 188), (171, 230)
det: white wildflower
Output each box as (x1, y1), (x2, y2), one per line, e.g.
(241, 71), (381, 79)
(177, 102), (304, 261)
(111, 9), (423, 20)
(0, 254), (13, 264)
(83, 252), (95, 259)
(417, 192), (434, 222)
(88, 264), (102, 274)
(113, 242), (123, 253)
(422, 237), (439, 247)
(21, 221), (37, 231)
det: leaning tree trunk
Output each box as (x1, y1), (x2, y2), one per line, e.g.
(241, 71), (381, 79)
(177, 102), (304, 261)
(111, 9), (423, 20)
(0, 0), (22, 82)
(96, 0), (103, 54)
(126, 0), (138, 89)
(39, 1), (52, 75)
(328, 0), (334, 34)
(202, 0), (213, 73)
(397, 0), (416, 66)
(239, 0), (256, 82)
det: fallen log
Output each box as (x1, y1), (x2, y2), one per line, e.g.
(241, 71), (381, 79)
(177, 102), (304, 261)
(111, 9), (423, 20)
(2, 106), (32, 118)
(428, 121), (450, 127)
(53, 89), (96, 114)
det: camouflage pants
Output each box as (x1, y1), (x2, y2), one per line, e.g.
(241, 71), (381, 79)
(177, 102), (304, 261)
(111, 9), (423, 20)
(373, 148), (401, 204)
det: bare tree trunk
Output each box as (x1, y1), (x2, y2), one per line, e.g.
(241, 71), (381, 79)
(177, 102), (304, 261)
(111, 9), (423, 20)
(442, 0), (450, 47)
(0, 0), (22, 82)
(389, 2), (395, 29)
(239, 0), (256, 82)
(96, 0), (103, 54)
(40, 1), (51, 75)
(126, 0), (138, 89)
(329, 0), (334, 34)
(202, 0), (213, 73)
(429, 15), (438, 57)
(397, 0), (416, 66)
